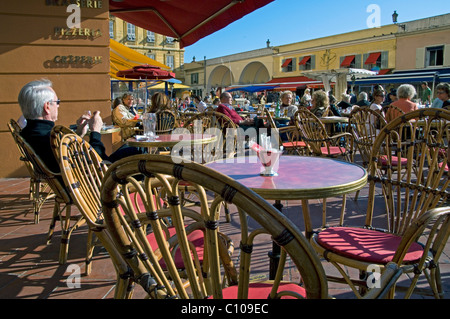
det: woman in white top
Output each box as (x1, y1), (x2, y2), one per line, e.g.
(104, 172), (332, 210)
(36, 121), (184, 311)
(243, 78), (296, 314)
(369, 89), (386, 131)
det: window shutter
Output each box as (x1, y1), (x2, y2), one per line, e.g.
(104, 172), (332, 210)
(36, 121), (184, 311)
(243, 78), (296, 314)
(381, 51), (389, 69)
(291, 58), (297, 72)
(354, 54), (362, 69)
(363, 53), (370, 70)
(444, 45), (450, 66)
(310, 55), (316, 70)
(416, 48), (425, 68)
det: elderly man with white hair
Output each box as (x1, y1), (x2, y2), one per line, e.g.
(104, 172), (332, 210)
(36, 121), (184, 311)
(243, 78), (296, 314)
(385, 84), (418, 122)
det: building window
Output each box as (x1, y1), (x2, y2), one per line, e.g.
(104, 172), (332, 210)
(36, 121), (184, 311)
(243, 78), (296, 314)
(340, 55), (356, 68)
(299, 55), (315, 70)
(426, 46), (444, 67)
(166, 55), (174, 69)
(147, 53), (155, 60)
(146, 31), (155, 43)
(191, 73), (199, 84)
(126, 23), (135, 41)
(109, 20), (114, 39)
(281, 58), (296, 72)
(363, 51), (388, 70)
(166, 36), (174, 44)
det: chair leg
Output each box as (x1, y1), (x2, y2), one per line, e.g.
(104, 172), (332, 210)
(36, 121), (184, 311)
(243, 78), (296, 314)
(47, 200), (60, 245)
(85, 229), (95, 275)
(58, 205), (85, 265)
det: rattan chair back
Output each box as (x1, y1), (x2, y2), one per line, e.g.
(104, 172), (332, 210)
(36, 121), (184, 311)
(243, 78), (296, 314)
(58, 133), (132, 298)
(10, 125), (83, 264)
(181, 111), (238, 162)
(155, 109), (178, 134)
(7, 119), (54, 223)
(348, 106), (387, 168)
(293, 108), (353, 161)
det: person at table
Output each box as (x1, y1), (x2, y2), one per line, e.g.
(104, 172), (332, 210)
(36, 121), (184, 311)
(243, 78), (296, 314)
(310, 90), (329, 118)
(421, 81), (432, 105)
(112, 92), (139, 126)
(280, 91), (298, 117)
(385, 84), (418, 122)
(18, 79), (144, 174)
(216, 92), (255, 128)
(382, 89), (398, 107)
(355, 92), (370, 107)
(328, 95), (341, 117)
(369, 88), (387, 124)
(300, 88), (311, 107)
(337, 93), (352, 111)
(148, 92), (172, 113)
(194, 95), (207, 112)
(436, 83), (450, 109)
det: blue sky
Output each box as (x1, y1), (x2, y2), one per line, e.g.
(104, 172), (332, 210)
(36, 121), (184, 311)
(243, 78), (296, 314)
(184, 0), (449, 61)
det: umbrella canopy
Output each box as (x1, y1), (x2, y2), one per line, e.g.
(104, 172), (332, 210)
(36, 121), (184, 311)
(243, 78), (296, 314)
(110, 40), (170, 80)
(109, 0), (274, 48)
(116, 65), (176, 80)
(148, 82), (191, 90)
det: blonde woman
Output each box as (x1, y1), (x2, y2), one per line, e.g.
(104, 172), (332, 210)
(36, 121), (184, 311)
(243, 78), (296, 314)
(148, 92), (172, 113)
(310, 90), (329, 117)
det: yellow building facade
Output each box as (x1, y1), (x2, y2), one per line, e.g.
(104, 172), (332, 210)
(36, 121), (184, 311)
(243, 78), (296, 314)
(109, 16), (184, 71)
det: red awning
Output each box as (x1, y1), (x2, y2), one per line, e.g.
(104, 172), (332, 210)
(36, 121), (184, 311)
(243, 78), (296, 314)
(365, 52), (381, 65)
(281, 58), (292, 68)
(109, 0), (274, 48)
(377, 69), (391, 75)
(266, 76), (322, 91)
(298, 56), (311, 65)
(340, 55), (355, 67)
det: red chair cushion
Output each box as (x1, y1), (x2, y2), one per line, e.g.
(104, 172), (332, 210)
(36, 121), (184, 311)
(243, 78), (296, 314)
(321, 146), (345, 156)
(379, 155), (408, 166)
(317, 227), (423, 264)
(147, 227), (204, 269)
(283, 141), (306, 148)
(210, 282), (306, 299)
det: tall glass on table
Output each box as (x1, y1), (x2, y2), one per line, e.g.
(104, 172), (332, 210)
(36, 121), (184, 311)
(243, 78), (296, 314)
(142, 113), (157, 140)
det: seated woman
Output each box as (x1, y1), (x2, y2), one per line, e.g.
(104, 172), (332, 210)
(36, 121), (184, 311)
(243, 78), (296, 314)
(437, 83), (450, 109)
(112, 92), (141, 139)
(310, 90), (329, 118)
(148, 92), (172, 113)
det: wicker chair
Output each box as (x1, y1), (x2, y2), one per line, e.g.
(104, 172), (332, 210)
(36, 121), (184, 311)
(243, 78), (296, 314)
(10, 126), (84, 264)
(7, 119), (55, 224)
(264, 108), (306, 155)
(310, 108), (450, 299)
(293, 108), (354, 227)
(348, 107), (387, 201)
(155, 109), (178, 135)
(384, 104), (406, 123)
(182, 111), (238, 162)
(100, 154), (402, 299)
(57, 133), (134, 298)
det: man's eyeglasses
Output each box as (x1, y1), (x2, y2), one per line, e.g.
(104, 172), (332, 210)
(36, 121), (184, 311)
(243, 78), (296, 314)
(49, 99), (61, 105)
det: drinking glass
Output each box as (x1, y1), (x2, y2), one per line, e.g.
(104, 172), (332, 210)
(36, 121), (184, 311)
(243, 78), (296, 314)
(258, 148), (281, 176)
(142, 113), (157, 140)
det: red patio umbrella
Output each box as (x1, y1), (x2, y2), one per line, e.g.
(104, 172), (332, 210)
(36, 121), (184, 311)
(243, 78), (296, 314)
(116, 65), (176, 80)
(116, 65), (176, 105)
(109, 0), (274, 48)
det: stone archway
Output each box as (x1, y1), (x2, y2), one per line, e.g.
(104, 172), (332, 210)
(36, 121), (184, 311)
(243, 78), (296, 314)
(208, 65), (235, 91)
(239, 61), (270, 84)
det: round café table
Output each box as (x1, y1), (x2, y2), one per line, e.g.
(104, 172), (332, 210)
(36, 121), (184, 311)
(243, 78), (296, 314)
(206, 155), (367, 279)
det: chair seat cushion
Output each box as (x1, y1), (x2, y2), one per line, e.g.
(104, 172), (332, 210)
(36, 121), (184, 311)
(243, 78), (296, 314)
(212, 282), (306, 299)
(283, 141), (306, 148)
(321, 146), (345, 156)
(147, 227), (204, 269)
(379, 155), (408, 166)
(317, 227), (423, 264)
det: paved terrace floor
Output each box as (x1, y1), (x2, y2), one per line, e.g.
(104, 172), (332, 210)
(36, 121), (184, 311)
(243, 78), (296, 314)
(0, 177), (449, 300)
